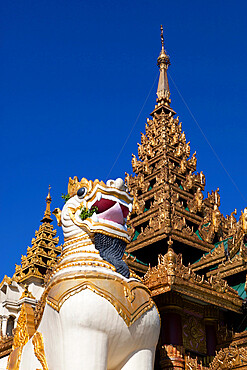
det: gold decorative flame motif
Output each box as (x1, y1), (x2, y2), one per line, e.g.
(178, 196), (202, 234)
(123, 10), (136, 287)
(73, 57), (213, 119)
(7, 303), (36, 370)
(68, 177), (105, 197)
(32, 332), (48, 370)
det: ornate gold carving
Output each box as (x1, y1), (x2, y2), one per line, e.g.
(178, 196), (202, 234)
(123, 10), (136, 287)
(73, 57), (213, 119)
(184, 354), (210, 369)
(13, 193), (61, 284)
(13, 304), (35, 349)
(216, 322), (233, 346)
(68, 176), (93, 197)
(225, 209), (237, 235)
(20, 285), (35, 300)
(183, 315), (206, 353)
(192, 243), (225, 272)
(209, 345), (247, 369)
(132, 196), (145, 215)
(206, 188), (220, 207)
(198, 204), (222, 243)
(46, 272), (154, 327)
(6, 347), (22, 370)
(188, 151), (197, 168)
(144, 248), (241, 312)
(32, 332), (48, 370)
(131, 154), (142, 173)
(55, 256), (116, 272)
(7, 303), (36, 370)
(52, 208), (62, 226)
(178, 156), (187, 174)
(0, 336), (13, 360)
(160, 345), (185, 369)
(181, 171), (194, 191)
(240, 208), (247, 234)
(187, 187), (204, 214)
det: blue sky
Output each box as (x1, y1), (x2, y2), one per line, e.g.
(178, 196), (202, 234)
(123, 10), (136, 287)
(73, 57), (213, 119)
(1, 0), (247, 279)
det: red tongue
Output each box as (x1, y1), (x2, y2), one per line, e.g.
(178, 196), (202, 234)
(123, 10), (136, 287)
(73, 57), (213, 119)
(98, 202), (124, 225)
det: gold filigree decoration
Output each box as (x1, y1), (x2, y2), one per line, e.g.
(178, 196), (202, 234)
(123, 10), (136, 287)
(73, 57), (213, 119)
(144, 248), (241, 312)
(32, 332), (48, 370)
(124, 286), (135, 303)
(209, 345), (247, 369)
(7, 303), (35, 370)
(183, 315), (206, 354)
(20, 284), (35, 300)
(68, 176), (106, 197)
(46, 271), (154, 327)
(12, 306), (29, 350)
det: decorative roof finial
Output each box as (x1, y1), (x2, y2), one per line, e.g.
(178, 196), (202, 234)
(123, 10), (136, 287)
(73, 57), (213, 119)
(160, 25), (164, 50)
(41, 185), (53, 223)
(47, 184), (51, 201)
(156, 25), (171, 104)
(167, 236), (174, 252)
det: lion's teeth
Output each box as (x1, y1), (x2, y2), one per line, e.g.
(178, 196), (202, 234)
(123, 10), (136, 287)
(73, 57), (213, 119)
(91, 213), (99, 222)
(128, 203), (133, 212)
(96, 192), (102, 202)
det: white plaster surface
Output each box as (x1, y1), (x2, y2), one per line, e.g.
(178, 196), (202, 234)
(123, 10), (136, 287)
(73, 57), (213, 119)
(0, 356), (8, 370)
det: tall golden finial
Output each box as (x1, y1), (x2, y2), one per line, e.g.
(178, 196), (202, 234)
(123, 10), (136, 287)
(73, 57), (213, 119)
(41, 185), (53, 223)
(47, 184), (51, 201)
(160, 25), (164, 50)
(156, 25), (171, 104)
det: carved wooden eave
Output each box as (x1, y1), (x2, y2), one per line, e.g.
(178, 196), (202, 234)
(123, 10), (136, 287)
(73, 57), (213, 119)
(143, 249), (242, 313)
(123, 253), (148, 274)
(150, 101), (176, 117)
(0, 336), (13, 359)
(229, 331), (247, 348)
(206, 249), (247, 279)
(128, 229), (169, 253)
(171, 230), (213, 252)
(192, 243), (226, 272)
(128, 228), (213, 254)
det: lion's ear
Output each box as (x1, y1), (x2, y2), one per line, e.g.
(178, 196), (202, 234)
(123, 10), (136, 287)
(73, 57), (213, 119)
(53, 208), (62, 226)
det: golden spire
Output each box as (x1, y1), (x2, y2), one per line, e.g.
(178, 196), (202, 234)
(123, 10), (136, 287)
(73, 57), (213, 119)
(41, 185), (53, 223)
(156, 25), (171, 104)
(160, 25), (165, 51)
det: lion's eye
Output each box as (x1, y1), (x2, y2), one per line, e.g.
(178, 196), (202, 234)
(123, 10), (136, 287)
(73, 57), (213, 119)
(77, 187), (87, 199)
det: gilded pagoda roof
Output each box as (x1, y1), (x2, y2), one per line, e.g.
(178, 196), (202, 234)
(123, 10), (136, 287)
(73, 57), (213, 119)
(13, 188), (62, 284)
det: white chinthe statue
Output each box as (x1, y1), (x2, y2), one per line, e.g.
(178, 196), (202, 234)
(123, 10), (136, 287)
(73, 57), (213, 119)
(7, 177), (160, 370)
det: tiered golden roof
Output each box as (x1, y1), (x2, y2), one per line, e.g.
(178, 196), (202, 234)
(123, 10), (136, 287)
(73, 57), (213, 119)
(126, 27), (247, 272)
(13, 187), (62, 283)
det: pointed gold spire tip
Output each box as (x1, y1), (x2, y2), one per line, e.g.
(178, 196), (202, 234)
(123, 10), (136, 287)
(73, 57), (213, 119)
(46, 184), (51, 201)
(42, 185), (52, 223)
(156, 25), (171, 104)
(160, 25), (164, 50)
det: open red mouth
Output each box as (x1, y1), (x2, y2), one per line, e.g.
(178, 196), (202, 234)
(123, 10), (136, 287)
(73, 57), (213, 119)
(93, 199), (129, 226)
